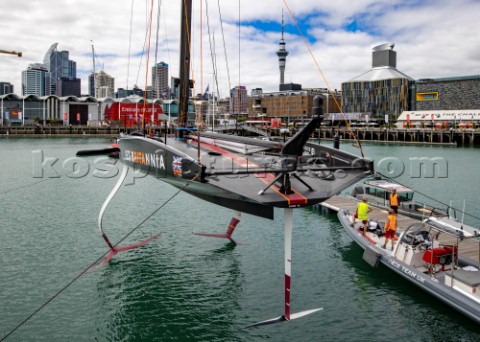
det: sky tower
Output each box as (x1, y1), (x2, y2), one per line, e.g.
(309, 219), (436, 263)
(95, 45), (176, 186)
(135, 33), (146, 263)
(276, 10), (289, 89)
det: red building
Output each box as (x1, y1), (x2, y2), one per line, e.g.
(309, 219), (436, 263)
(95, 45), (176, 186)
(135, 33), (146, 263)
(104, 102), (164, 127)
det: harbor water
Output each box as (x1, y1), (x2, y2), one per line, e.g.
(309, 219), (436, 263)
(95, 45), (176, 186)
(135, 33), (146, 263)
(1, 138), (479, 341)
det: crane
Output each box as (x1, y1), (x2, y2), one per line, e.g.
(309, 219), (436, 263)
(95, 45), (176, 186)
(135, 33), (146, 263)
(0, 50), (22, 57)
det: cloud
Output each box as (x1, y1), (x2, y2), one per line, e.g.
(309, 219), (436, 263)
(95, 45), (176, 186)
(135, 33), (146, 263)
(0, 0), (478, 97)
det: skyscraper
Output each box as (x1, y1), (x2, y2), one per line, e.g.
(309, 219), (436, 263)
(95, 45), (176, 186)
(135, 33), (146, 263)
(43, 43), (79, 95)
(21, 63), (50, 96)
(276, 11), (289, 89)
(152, 62), (169, 99)
(230, 86), (248, 114)
(92, 71), (114, 98)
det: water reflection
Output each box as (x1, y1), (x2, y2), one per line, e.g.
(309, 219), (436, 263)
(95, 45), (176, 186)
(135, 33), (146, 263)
(95, 240), (244, 341)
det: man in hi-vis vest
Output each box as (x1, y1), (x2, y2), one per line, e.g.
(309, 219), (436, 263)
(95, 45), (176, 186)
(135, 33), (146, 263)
(389, 189), (399, 214)
(356, 198), (372, 236)
(382, 209), (397, 250)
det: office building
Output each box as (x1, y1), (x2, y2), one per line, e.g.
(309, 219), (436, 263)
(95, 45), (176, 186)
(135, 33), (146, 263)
(0, 82), (14, 95)
(56, 77), (81, 97)
(230, 86), (248, 114)
(43, 43), (77, 95)
(21, 63), (51, 96)
(90, 71), (114, 98)
(116, 88), (134, 98)
(152, 62), (169, 98)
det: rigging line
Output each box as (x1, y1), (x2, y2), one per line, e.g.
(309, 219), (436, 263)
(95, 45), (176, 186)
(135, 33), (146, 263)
(134, 2), (150, 88)
(205, 0), (218, 100)
(0, 157), (119, 197)
(162, 2), (172, 88)
(375, 172), (480, 222)
(154, 0), (161, 65)
(212, 31), (221, 103)
(0, 172), (200, 342)
(238, 0), (240, 88)
(217, 0), (231, 92)
(282, 0), (365, 159)
(126, 0), (135, 90)
(141, 0), (156, 131)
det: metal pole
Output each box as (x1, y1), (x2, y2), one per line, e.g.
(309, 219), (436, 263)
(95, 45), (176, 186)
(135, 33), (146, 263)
(22, 97), (25, 126)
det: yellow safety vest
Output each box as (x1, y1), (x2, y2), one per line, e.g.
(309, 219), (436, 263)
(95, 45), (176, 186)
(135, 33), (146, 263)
(357, 202), (369, 220)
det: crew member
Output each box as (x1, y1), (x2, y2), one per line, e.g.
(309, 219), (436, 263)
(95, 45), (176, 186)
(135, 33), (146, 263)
(382, 209), (397, 250)
(356, 198), (372, 236)
(389, 189), (399, 214)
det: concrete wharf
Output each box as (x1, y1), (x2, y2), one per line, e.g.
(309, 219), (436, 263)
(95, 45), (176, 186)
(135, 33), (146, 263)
(319, 195), (480, 265)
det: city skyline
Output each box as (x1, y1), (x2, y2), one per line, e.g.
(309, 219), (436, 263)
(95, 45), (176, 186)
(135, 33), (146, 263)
(1, 0), (479, 98)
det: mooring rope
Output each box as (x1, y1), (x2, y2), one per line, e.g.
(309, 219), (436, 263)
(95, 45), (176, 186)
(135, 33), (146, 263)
(0, 173), (200, 341)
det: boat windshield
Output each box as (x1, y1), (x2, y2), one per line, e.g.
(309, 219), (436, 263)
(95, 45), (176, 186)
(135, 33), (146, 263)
(364, 186), (414, 202)
(399, 192), (414, 202)
(400, 222), (433, 246)
(401, 219), (465, 247)
(364, 180), (414, 201)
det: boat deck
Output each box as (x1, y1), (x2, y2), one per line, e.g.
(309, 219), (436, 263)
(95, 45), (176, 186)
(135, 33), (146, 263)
(321, 195), (480, 265)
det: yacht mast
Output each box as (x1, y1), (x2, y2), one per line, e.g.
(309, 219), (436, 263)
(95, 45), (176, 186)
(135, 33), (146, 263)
(178, 0), (192, 132)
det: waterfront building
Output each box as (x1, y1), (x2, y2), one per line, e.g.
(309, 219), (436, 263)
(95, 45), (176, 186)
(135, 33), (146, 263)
(152, 62), (169, 99)
(103, 97), (165, 127)
(229, 86), (248, 115)
(248, 88), (341, 119)
(0, 82), (14, 95)
(414, 75), (480, 111)
(21, 63), (51, 96)
(397, 109), (480, 129)
(0, 94), (99, 126)
(342, 43), (414, 118)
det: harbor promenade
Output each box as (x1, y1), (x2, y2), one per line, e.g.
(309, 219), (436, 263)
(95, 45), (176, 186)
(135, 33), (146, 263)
(318, 127), (480, 146)
(1, 125), (480, 146)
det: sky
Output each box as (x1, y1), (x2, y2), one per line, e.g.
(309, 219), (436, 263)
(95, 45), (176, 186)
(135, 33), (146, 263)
(1, 0), (479, 99)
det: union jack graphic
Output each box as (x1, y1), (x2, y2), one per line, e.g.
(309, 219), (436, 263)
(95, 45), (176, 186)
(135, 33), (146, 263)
(173, 156), (183, 177)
